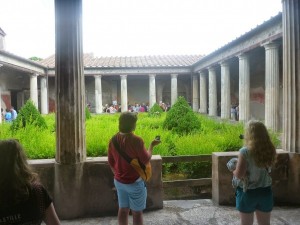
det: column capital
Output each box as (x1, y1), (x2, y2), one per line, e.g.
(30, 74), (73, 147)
(208, 66), (217, 72)
(171, 73), (178, 78)
(198, 70), (207, 75)
(120, 74), (127, 79)
(31, 73), (39, 78)
(149, 74), (156, 78)
(262, 41), (280, 50)
(220, 61), (230, 67)
(237, 53), (249, 60)
(94, 74), (102, 78)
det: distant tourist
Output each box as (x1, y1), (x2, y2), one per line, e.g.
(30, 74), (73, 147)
(233, 120), (276, 225)
(11, 106), (17, 120)
(5, 108), (12, 122)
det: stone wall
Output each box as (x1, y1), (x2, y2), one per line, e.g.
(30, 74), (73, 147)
(29, 155), (163, 220)
(212, 150), (300, 206)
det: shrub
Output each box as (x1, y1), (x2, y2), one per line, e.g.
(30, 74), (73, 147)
(11, 100), (47, 132)
(148, 103), (163, 117)
(85, 106), (92, 120)
(163, 96), (201, 135)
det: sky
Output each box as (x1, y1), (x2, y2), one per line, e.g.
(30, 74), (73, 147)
(0, 0), (282, 59)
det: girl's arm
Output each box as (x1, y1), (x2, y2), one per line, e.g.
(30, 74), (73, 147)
(233, 152), (247, 179)
(44, 203), (61, 225)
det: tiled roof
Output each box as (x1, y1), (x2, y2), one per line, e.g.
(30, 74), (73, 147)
(39, 53), (203, 68)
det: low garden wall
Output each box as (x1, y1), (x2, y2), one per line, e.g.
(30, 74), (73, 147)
(29, 155), (163, 220)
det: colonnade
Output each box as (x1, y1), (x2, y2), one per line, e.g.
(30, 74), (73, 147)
(191, 42), (280, 131)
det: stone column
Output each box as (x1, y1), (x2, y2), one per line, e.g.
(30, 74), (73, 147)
(120, 75), (128, 112)
(94, 75), (103, 114)
(30, 73), (39, 108)
(40, 75), (48, 114)
(55, 0), (86, 164)
(238, 54), (250, 122)
(220, 62), (231, 119)
(199, 71), (207, 114)
(208, 67), (217, 116)
(54, 0), (86, 219)
(192, 74), (199, 112)
(0, 86), (2, 123)
(264, 42), (279, 131)
(149, 74), (156, 108)
(282, 0), (300, 153)
(171, 74), (178, 106)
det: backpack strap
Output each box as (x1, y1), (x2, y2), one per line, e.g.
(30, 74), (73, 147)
(112, 135), (132, 164)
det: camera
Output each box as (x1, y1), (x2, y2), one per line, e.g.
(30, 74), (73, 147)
(155, 135), (160, 141)
(239, 134), (244, 139)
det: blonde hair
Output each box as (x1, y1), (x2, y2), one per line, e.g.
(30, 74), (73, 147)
(0, 139), (38, 208)
(244, 120), (276, 168)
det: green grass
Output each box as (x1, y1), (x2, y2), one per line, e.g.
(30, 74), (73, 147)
(0, 113), (280, 159)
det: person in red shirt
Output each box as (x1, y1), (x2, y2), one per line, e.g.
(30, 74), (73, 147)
(108, 112), (160, 225)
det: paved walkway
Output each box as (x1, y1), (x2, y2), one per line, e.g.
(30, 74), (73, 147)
(60, 199), (300, 225)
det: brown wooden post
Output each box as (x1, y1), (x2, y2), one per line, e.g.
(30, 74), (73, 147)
(55, 0), (86, 164)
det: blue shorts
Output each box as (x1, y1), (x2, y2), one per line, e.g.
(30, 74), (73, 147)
(114, 178), (147, 211)
(236, 186), (273, 213)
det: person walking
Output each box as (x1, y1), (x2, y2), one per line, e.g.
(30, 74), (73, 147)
(108, 112), (160, 225)
(0, 139), (61, 225)
(233, 120), (276, 225)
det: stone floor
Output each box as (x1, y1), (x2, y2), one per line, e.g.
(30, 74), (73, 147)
(58, 199), (300, 225)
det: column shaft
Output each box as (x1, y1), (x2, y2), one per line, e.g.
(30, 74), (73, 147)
(30, 74), (39, 108)
(238, 54), (250, 122)
(171, 74), (178, 105)
(55, 0), (86, 164)
(0, 87), (2, 123)
(264, 43), (279, 131)
(94, 75), (103, 114)
(192, 75), (199, 112)
(208, 68), (217, 116)
(40, 76), (48, 114)
(120, 75), (128, 112)
(149, 74), (156, 108)
(282, 0), (300, 152)
(199, 71), (207, 114)
(221, 62), (231, 119)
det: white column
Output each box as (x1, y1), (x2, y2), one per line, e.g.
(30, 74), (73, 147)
(94, 75), (103, 114)
(40, 76), (48, 114)
(192, 74), (199, 112)
(199, 71), (207, 114)
(264, 42), (279, 131)
(208, 67), (217, 116)
(120, 75), (128, 112)
(30, 73), (39, 108)
(220, 62), (231, 119)
(171, 74), (178, 106)
(149, 74), (156, 108)
(238, 54), (250, 122)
